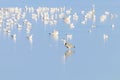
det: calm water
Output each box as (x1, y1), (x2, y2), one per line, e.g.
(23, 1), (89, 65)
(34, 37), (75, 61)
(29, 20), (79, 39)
(0, 0), (120, 80)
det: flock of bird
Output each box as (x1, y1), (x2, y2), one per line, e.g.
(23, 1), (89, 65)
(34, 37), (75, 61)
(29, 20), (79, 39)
(0, 5), (118, 63)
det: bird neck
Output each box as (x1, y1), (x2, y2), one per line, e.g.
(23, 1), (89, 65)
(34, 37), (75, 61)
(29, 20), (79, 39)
(63, 40), (66, 45)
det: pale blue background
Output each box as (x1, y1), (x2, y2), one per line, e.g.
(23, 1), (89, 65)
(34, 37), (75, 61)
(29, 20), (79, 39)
(0, 0), (120, 80)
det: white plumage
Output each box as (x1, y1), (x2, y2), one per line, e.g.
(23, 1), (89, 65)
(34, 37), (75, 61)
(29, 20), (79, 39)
(27, 34), (33, 44)
(11, 34), (16, 42)
(103, 34), (109, 41)
(49, 30), (59, 40)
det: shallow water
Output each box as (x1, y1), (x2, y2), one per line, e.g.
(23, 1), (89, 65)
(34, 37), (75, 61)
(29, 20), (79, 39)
(0, 0), (120, 80)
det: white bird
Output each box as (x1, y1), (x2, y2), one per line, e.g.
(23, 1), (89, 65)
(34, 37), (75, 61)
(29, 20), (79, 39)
(49, 30), (59, 41)
(66, 8), (72, 15)
(103, 34), (109, 41)
(88, 29), (92, 33)
(11, 34), (16, 42)
(32, 13), (38, 21)
(66, 34), (72, 40)
(73, 12), (79, 21)
(69, 23), (75, 29)
(3, 28), (11, 33)
(63, 15), (71, 24)
(17, 24), (22, 31)
(81, 20), (86, 25)
(91, 24), (96, 29)
(100, 14), (107, 22)
(27, 34), (33, 44)
(112, 24), (115, 29)
(59, 13), (65, 19)
(105, 11), (110, 15)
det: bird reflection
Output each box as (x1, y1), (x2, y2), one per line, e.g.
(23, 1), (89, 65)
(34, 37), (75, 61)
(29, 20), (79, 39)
(63, 50), (75, 64)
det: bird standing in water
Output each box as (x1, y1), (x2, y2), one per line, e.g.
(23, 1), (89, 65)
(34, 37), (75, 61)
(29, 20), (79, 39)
(61, 39), (75, 49)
